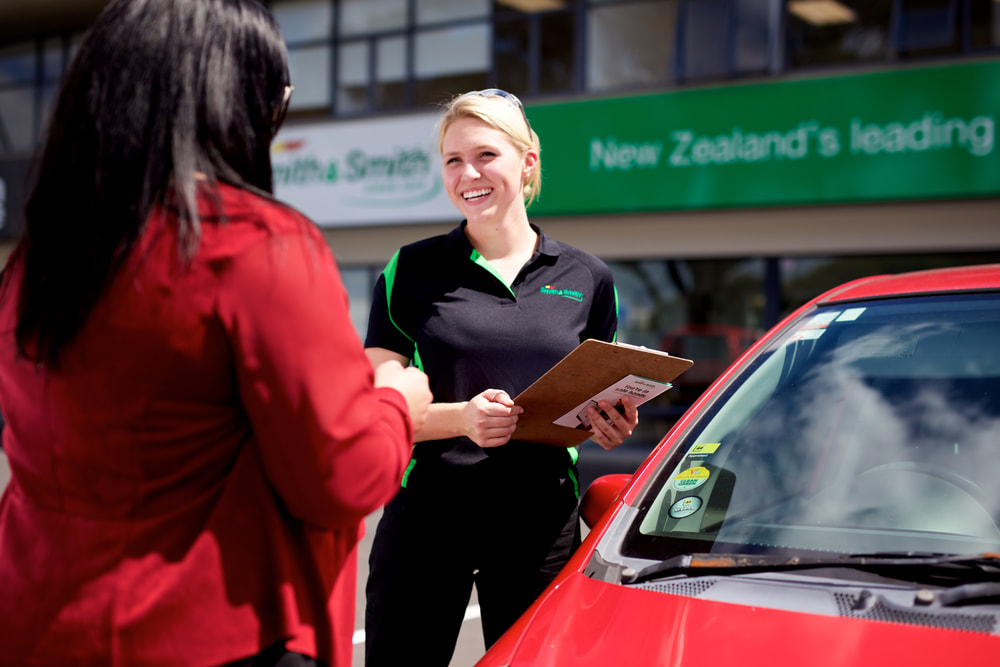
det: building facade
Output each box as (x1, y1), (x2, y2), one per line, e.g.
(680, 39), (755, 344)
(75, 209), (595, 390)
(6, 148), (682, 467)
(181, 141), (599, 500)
(1, 0), (999, 456)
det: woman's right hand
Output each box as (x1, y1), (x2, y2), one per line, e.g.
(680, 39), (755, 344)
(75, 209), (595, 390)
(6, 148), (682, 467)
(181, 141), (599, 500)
(374, 360), (432, 434)
(461, 389), (523, 448)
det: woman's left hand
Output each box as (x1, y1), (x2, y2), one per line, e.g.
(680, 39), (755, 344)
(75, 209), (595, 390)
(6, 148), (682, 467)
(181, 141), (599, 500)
(587, 395), (639, 451)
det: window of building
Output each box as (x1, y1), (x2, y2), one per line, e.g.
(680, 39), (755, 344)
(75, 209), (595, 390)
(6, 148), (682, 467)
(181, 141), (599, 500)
(273, 0), (333, 41)
(42, 37), (66, 81)
(335, 40), (368, 113)
(495, 17), (531, 92)
(0, 0), (997, 155)
(286, 44), (330, 110)
(894, 0), (962, 57)
(339, 264), (381, 338)
(731, 0), (774, 75)
(0, 42), (35, 86)
(678, 0), (733, 81)
(417, 1), (492, 103)
(272, 0), (333, 113)
(263, 0), (1000, 118)
(785, 0), (894, 68)
(587, 1), (677, 91)
(970, 0), (1000, 49)
(0, 42), (38, 153)
(414, 23), (491, 106)
(341, 0), (408, 35)
(494, 3), (582, 95)
(785, 0), (997, 68)
(0, 90), (32, 154)
(538, 11), (577, 93)
(375, 35), (408, 109)
(418, 0), (490, 24)
(594, 0), (772, 87)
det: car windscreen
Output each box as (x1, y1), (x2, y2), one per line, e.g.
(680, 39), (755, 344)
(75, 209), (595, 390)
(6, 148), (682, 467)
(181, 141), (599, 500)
(621, 292), (1000, 561)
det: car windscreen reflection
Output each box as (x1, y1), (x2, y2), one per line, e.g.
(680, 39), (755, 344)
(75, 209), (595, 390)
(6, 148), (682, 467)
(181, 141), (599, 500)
(626, 293), (1000, 561)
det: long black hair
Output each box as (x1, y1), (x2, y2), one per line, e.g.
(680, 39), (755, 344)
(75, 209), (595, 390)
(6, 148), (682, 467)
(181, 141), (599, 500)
(16, 0), (290, 366)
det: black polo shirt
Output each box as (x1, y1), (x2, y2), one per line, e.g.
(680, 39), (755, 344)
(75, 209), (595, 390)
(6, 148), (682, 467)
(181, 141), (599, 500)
(366, 222), (618, 480)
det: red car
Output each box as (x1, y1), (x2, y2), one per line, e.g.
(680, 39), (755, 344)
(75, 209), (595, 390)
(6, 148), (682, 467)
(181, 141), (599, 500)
(478, 264), (1000, 666)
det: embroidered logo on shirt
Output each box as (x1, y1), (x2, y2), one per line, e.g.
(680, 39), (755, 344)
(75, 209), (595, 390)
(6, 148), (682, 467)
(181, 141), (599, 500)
(540, 285), (584, 302)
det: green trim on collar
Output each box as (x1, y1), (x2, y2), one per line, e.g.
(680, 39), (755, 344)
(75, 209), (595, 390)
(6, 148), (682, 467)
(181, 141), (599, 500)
(469, 248), (517, 299)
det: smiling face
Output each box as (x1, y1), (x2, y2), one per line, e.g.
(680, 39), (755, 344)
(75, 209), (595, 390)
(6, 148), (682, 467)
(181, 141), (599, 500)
(440, 116), (538, 226)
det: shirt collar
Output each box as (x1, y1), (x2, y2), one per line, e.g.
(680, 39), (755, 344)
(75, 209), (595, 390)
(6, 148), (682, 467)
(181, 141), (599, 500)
(448, 220), (562, 259)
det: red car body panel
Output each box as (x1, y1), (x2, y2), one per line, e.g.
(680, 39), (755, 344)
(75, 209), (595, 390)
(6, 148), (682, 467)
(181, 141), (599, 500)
(477, 569), (1000, 667)
(477, 264), (1000, 667)
(818, 264), (1000, 303)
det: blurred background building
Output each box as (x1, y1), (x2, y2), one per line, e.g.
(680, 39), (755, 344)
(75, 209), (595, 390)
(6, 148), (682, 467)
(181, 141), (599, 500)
(2, 0), (999, 480)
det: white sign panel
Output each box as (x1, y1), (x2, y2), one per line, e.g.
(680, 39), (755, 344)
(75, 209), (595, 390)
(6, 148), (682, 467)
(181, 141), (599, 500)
(271, 112), (455, 227)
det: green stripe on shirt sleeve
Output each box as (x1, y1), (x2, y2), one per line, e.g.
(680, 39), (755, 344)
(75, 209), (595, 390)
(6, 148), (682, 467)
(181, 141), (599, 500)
(382, 250), (415, 345)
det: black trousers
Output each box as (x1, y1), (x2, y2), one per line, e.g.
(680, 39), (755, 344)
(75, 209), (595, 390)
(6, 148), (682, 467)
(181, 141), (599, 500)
(364, 462), (580, 667)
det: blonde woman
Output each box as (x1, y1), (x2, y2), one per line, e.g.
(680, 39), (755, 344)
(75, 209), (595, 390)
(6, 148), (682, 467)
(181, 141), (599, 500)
(363, 89), (639, 666)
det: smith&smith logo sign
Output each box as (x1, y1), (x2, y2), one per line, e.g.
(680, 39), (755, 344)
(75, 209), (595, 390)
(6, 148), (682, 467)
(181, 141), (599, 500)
(271, 113), (452, 227)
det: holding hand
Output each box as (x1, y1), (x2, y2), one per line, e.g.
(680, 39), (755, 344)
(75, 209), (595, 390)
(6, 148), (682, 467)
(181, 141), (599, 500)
(374, 360), (432, 434)
(463, 389), (524, 448)
(587, 394), (638, 451)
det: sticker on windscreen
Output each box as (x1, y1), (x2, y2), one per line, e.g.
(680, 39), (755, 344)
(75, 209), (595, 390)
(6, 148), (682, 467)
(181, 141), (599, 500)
(836, 307), (866, 322)
(785, 311), (841, 344)
(687, 443), (720, 460)
(672, 466), (710, 492)
(787, 328), (826, 343)
(803, 312), (839, 329)
(669, 496), (703, 519)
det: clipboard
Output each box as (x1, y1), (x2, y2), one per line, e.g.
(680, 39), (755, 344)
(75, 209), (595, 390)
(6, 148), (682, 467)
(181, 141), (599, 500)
(512, 339), (694, 447)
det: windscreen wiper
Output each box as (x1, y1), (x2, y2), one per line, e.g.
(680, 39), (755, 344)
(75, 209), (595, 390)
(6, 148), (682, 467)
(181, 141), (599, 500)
(622, 552), (1000, 587)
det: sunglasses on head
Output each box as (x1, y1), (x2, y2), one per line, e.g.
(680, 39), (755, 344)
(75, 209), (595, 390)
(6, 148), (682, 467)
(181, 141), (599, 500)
(457, 88), (532, 135)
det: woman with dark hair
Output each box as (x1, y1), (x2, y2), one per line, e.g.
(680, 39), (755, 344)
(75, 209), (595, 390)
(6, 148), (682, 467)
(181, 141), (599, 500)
(0, 1), (430, 666)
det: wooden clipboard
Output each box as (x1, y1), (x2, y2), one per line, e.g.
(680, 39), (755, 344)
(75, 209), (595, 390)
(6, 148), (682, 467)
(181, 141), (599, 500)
(512, 339), (694, 447)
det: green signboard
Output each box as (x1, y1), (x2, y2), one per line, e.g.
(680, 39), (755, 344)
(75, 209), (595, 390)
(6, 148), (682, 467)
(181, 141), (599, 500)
(526, 60), (999, 216)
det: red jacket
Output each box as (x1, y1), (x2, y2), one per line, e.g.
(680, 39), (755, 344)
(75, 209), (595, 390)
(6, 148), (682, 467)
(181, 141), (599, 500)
(0, 183), (413, 666)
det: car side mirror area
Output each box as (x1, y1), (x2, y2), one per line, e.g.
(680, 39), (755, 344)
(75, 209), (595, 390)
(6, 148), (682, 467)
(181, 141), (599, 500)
(580, 473), (632, 529)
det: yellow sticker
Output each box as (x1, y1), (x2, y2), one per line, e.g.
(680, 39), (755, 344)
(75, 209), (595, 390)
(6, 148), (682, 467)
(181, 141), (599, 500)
(673, 466), (711, 492)
(689, 443), (721, 456)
